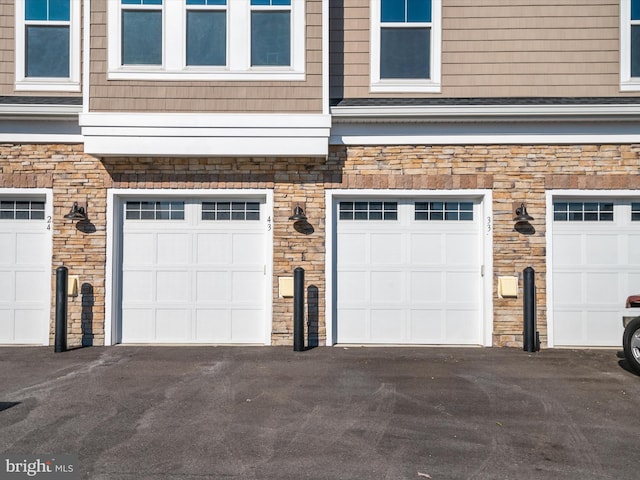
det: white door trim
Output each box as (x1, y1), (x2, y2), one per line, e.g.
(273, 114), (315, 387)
(325, 189), (493, 346)
(0, 188), (53, 345)
(546, 189), (640, 348)
(105, 188), (274, 346)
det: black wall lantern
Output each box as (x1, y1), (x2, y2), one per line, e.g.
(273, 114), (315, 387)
(514, 202), (533, 225)
(513, 202), (534, 234)
(289, 204), (307, 222)
(64, 202), (88, 222)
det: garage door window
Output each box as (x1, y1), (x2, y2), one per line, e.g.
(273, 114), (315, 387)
(553, 202), (614, 222)
(415, 201), (473, 221)
(0, 200), (45, 220)
(632, 203), (640, 221)
(202, 201), (260, 220)
(339, 201), (397, 220)
(125, 201), (185, 220)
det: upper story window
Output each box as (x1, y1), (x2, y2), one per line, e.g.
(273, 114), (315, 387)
(621, 0), (640, 90)
(15, 0), (81, 91)
(186, 0), (227, 66)
(251, 0), (291, 66)
(108, 0), (305, 81)
(121, 0), (163, 65)
(370, 0), (441, 93)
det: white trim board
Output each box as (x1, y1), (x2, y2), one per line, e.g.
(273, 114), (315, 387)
(105, 188), (274, 346)
(324, 189), (493, 347)
(80, 113), (331, 156)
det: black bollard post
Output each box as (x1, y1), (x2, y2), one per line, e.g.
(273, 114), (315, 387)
(293, 267), (305, 352)
(523, 266), (539, 352)
(55, 266), (68, 353)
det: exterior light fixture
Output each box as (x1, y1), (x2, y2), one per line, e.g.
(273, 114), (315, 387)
(63, 202), (88, 222)
(289, 204), (307, 222)
(513, 202), (533, 225)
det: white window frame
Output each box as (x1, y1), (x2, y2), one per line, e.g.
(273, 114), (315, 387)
(14, 0), (81, 92)
(621, 0), (640, 91)
(370, 0), (441, 93)
(107, 0), (305, 81)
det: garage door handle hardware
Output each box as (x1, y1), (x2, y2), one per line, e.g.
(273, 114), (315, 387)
(55, 266), (68, 353)
(293, 267), (305, 352)
(523, 266), (540, 353)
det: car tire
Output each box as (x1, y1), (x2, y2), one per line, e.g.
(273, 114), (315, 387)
(623, 316), (640, 375)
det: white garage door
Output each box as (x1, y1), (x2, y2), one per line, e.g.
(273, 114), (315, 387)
(552, 200), (640, 347)
(335, 198), (483, 344)
(0, 199), (50, 344)
(121, 198), (267, 344)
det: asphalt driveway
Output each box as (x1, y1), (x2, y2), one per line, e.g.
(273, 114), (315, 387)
(1, 346), (639, 480)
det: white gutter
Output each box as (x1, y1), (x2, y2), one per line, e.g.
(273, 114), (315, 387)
(0, 104), (83, 118)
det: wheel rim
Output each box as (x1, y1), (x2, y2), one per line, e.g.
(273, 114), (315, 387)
(631, 330), (640, 361)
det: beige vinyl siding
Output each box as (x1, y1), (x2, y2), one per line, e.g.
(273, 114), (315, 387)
(0, 1), (13, 94)
(89, 1), (323, 113)
(333, 0), (640, 99)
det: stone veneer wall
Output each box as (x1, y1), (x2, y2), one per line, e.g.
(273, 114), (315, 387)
(1, 143), (639, 347)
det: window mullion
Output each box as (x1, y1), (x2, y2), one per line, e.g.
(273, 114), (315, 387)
(165, 1), (181, 70)
(229, 0), (249, 71)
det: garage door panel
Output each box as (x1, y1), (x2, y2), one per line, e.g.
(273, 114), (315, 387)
(337, 310), (367, 343)
(157, 271), (189, 302)
(123, 271), (154, 302)
(586, 312), (620, 345)
(0, 272), (13, 302)
(585, 235), (618, 265)
(16, 233), (47, 265)
(196, 233), (231, 264)
(0, 310), (12, 339)
(409, 309), (444, 342)
(585, 273), (619, 304)
(338, 233), (368, 264)
(554, 272), (583, 304)
(232, 233), (264, 264)
(157, 234), (190, 265)
(371, 234), (402, 264)
(371, 310), (403, 342)
(629, 236), (640, 264)
(195, 310), (229, 342)
(371, 271), (403, 303)
(13, 310), (42, 343)
(445, 310), (480, 344)
(553, 235), (582, 265)
(338, 271), (368, 302)
(196, 271), (228, 302)
(0, 234), (14, 264)
(554, 311), (584, 345)
(445, 234), (479, 264)
(410, 271), (443, 302)
(123, 233), (155, 265)
(15, 271), (46, 302)
(231, 310), (264, 343)
(232, 271), (263, 302)
(121, 309), (154, 342)
(630, 273), (640, 290)
(446, 272), (478, 303)
(410, 234), (443, 265)
(156, 309), (190, 341)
